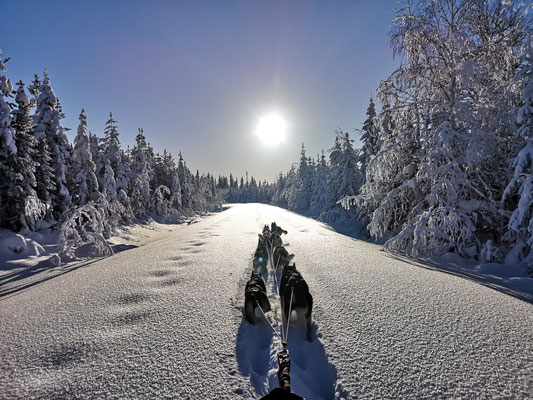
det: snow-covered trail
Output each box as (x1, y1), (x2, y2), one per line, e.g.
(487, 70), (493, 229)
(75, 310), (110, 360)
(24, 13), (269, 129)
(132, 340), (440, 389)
(1, 204), (532, 399)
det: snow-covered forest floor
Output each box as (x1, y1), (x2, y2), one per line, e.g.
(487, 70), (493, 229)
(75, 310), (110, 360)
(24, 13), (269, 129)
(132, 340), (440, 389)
(2, 206), (532, 303)
(1, 204), (532, 399)
(322, 219), (533, 303)
(0, 218), (189, 298)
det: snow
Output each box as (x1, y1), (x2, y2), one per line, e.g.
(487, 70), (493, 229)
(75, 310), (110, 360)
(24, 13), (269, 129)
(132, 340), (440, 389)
(0, 230), (45, 262)
(0, 204), (532, 399)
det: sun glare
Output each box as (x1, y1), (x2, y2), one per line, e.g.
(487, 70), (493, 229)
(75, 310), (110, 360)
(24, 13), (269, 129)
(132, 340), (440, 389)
(255, 114), (287, 146)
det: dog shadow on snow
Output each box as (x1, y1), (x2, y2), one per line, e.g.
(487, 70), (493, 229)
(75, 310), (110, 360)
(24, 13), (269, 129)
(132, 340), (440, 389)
(236, 309), (339, 400)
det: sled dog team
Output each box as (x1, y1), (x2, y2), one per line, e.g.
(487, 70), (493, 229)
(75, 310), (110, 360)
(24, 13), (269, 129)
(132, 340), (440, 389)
(244, 222), (314, 341)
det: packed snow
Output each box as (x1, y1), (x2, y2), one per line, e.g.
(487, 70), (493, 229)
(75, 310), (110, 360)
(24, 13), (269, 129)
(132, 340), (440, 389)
(1, 204), (532, 399)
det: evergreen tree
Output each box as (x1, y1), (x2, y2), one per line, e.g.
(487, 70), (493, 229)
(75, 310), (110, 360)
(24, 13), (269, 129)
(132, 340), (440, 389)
(33, 71), (71, 221)
(128, 128), (152, 216)
(7, 81), (45, 231)
(177, 151), (191, 210)
(69, 109), (99, 206)
(103, 112), (122, 173)
(0, 51), (15, 157)
(309, 150), (334, 217)
(0, 51), (17, 229)
(101, 158), (117, 202)
(359, 97), (378, 178)
(89, 131), (105, 189)
(292, 142), (311, 212)
(27, 73), (41, 107)
(34, 135), (56, 213)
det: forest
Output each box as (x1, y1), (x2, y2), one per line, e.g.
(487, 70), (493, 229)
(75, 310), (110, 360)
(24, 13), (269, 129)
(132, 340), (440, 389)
(1, 0), (532, 270)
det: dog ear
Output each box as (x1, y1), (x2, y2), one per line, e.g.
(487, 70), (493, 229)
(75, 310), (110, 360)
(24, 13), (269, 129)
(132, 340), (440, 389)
(258, 233), (264, 241)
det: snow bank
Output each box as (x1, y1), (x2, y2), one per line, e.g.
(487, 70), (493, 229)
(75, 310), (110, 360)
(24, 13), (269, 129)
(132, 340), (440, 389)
(0, 230), (46, 263)
(406, 251), (533, 301)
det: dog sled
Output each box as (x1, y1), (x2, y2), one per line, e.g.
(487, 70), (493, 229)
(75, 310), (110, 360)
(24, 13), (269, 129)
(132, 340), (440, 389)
(243, 222), (313, 399)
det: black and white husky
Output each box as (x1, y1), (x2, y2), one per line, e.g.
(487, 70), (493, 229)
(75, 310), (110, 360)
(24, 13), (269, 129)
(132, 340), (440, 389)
(244, 272), (271, 325)
(272, 245), (294, 272)
(253, 234), (269, 276)
(279, 263), (313, 341)
(257, 222), (288, 261)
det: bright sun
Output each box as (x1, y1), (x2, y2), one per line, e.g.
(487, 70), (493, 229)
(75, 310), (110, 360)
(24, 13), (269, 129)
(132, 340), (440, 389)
(255, 114), (287, 146)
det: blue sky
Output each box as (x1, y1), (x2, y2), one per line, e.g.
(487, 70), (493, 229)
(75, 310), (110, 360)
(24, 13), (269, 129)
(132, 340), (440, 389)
(2, 0), (399, 181)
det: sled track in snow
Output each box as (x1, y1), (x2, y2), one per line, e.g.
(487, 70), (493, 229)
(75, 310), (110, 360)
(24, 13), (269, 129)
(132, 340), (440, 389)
(235, 241), (342, 399)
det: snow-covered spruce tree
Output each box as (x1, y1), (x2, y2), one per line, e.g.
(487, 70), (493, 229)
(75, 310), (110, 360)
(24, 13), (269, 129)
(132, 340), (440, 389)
(5, 81), (46, 231)
(128, 128), (153, 217)
(151, 150), (181, 216)
(338, 131), (362, 199)
(177, 151), (192, 212)
(502, 35), (533, 268)
(33, 71), (71, 221)
(329, 129), (365, 224)
(359, 97), (378, 179)
(34, 134), (56, 215)
(190, 169), (209, 212)
(112, 151), (131, 220)
(89, 131), (106, 190)
(337, 99), (381, 226)
(309, 150), (334, 217)
(327, 134), (343, 201)
(290, 143), (312, 213)
(271, 172), (289, 209)
(101, 159), (117, 202)
(26, 72), (55, 221)
(27, 73), (41, 107)
(0, 52), (18, 229)
(103, 112), (121, 174)
(69, 109), (99, 207)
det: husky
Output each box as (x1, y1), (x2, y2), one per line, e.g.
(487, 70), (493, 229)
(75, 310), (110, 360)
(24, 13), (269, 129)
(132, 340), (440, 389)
(270, 221), (288, 237)
(270, 222), (287, 248)
(244, 272), (271, 325)
(272, 246), (294, 271)
(252, 250), (268, 276)
(253, 233), (269, 275)
(279, 263), (313, 341)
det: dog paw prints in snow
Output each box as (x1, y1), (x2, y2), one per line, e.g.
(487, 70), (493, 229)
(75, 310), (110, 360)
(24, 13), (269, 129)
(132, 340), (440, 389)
(156, 277), (183, 287)
(170, 260), (194, 269)
(110, 310), (153, 327)
(166, 255), (184, 261)
(147, 268), (185, 288)
(149, 269), (173, 278)
(115, 292), (152, 306)
(164, 255), (196, 269)
(37, 341), (98, 369)
(188, 241), (207, 247)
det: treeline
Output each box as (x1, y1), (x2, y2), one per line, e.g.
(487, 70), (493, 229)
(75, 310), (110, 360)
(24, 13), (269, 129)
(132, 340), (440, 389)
(0, 62), (224, 241)
(2, 0), (532, 268)
(224, 133), (360, 222)
(227, 0), (533, 269)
